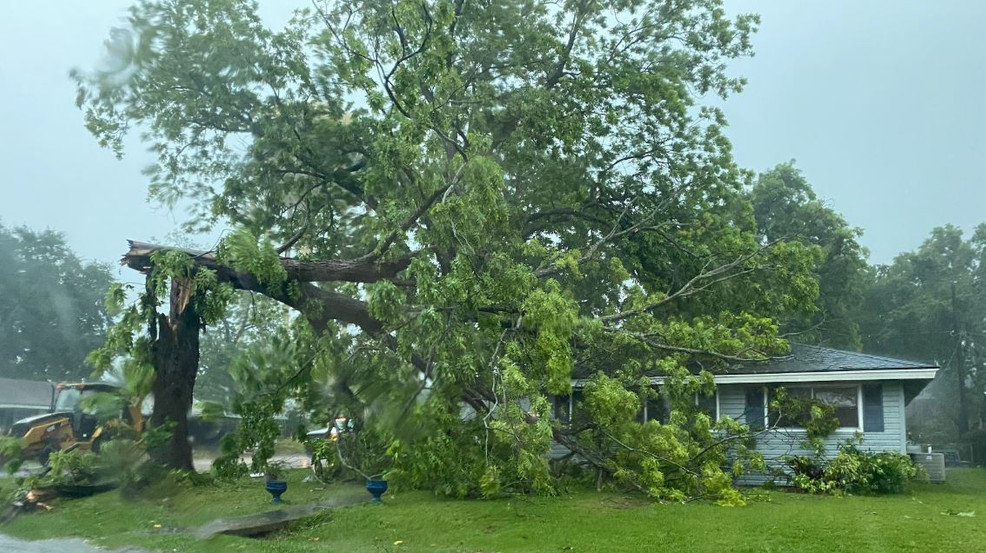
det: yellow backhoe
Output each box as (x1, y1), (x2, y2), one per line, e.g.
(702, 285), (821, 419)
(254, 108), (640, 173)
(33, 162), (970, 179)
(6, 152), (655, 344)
(7, 382), (135, 465)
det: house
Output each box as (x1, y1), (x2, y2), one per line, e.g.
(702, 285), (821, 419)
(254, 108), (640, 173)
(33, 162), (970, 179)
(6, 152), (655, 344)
(0, 377), (54, 434)
(556, 344), (939, 481)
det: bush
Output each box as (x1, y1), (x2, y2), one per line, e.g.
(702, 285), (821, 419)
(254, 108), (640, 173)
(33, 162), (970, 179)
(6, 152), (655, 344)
(827, 445), (919, 494)
(786, 444), (919, 495)
(307, 438), (341, 482)
(0, 437), (24, 474)
(33, 450), (101, 488)
(97, 438), (163, 497)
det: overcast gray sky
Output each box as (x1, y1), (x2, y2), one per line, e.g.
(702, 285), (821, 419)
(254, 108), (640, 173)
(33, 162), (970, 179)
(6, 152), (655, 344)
(1, 1), (983, 270)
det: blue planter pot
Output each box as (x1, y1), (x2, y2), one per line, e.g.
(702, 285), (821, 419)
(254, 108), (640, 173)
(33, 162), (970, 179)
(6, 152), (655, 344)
(265, 480), (287, 504)
(366, 479), (388, 502)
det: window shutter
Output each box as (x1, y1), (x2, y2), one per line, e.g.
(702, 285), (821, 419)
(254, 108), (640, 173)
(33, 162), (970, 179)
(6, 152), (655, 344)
(862, 384), (884, 432)
(745, 387), (765, 430)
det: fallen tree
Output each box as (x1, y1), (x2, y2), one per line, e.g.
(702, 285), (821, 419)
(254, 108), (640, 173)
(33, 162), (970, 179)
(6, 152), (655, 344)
(79, 0), (822, 499)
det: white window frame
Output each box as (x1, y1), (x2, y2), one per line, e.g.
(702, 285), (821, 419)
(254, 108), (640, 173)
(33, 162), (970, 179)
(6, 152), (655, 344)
(765, 384), (863, 431)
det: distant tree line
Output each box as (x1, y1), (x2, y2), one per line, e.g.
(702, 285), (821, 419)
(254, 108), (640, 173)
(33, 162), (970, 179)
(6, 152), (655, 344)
(749, 163), (986, 446)
(4, 160), (982, 449)
(0, 223), (114, 382)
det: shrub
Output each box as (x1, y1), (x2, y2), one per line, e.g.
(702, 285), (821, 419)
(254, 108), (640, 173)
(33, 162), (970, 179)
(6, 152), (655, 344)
(0, 437), (24, 474)
(96, 438), (164, 497)
(827, 445), (919, 494)
(786, 444), (919, 495)
(307, 437), (341, 482)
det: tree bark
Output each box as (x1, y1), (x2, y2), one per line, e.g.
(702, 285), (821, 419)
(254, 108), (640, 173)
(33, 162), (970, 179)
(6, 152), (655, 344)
(123, 240), (411, 284)
(149, 277), (200, 471)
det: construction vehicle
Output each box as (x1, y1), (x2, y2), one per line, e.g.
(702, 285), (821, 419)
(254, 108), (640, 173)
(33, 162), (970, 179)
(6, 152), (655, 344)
(7, 382), (125, 465)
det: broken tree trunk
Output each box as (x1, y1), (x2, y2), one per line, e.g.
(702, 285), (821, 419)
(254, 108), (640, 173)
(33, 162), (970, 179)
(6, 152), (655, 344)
(149, 276), (201, 471)
(124, 240), (411, 284)
(122, 240), (494, 433)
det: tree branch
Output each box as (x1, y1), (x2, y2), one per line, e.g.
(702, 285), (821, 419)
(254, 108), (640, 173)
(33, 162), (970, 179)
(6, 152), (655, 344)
(602, 242), (780, 324)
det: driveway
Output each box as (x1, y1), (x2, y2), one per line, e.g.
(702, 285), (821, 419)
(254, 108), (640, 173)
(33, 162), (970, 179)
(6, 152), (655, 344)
(191, 452), (310, 473)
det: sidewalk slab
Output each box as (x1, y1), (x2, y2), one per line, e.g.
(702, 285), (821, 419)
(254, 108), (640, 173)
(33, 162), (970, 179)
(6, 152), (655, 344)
(193, 493), (367, 538)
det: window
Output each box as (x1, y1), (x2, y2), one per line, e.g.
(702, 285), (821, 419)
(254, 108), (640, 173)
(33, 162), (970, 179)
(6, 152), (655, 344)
(553, 391), (584, 425)
(769, 385), (861, 429)
(814, 387), (859, 428)
(557, 388), (719, 425)
(638, 394), (668, 424)
(553, 393), (572, 424)
(772, 387), (811, 428)
(54, 388), (81, 412)
(636, 389), (717, 424)
(696, 391), (718, 421)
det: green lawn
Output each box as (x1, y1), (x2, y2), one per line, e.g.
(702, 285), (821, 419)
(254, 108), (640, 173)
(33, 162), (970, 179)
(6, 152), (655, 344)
(2, 469), (985, 552)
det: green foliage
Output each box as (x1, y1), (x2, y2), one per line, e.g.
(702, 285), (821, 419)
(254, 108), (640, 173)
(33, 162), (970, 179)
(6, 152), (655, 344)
(769, 387), (840, 455)
(387, 413), (488, 498)
(787, 443), (920, 495)
(73, 0), (830, 501)
(0, 437), (24, 474)
(212, 435), (249, 481)
(306, 437), (341, 482)
(213, 327), (301, 475)
(750, 163), (869, 349)
(0, 223), (115, 380)
(862, 224), (986, 440)
(216, 229), (287, 286)
(197, 291), (285, 405)
(826, 445), (920, 495)
(567, 373), (760, 503)
(97, 438), (162, 497)
(38, 450), (101, 487)
(388, 393), (555, 498)
(335, 427), (392, 481)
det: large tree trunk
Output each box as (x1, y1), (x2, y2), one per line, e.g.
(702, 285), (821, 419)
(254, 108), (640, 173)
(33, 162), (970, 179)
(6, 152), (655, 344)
(149, 277), (200, 471)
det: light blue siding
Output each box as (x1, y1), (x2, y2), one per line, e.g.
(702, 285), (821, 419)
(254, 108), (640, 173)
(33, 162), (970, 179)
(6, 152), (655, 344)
(718, 381), (906, 484)
(549, 380), (909, 484)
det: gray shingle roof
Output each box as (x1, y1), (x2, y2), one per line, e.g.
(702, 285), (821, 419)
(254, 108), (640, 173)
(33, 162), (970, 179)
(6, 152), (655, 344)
(730, 344), (938, 374)
(0, 378), (53, 409)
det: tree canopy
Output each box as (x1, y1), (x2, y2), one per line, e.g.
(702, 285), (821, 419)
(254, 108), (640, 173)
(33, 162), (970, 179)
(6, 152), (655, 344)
(750, 162), (870, 350)
(862, 224), (986, 438)
(78, 0), (822, 499)
(196, 291), (285, 405)
(0, 223), (115, 381)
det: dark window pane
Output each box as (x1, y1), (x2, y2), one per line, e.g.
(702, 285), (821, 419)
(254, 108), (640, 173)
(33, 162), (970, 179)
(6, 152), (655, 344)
(553, 394), (571, 424)
(697, 392), (717, 421)
(745, 387), (765, 430)
(774, 387), (811, 428)
(862, 384), (884, 432)
(571, 391), (586, 425)
(647, 396), (668, 424)
(814, 387), (859, 428)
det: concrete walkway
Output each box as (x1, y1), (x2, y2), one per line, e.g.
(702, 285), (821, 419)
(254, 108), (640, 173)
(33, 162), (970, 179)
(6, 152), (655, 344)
(194, 493), (367, 538)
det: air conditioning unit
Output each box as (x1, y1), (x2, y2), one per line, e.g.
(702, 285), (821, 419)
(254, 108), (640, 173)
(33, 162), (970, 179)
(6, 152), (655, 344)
(910, 452), (946, 483)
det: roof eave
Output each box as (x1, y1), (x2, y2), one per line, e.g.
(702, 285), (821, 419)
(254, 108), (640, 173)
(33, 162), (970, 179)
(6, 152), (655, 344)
(572, 368), (940, 388)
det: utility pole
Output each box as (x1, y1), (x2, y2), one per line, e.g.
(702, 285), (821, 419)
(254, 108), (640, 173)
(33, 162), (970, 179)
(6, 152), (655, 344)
(952, 281), (970, 436)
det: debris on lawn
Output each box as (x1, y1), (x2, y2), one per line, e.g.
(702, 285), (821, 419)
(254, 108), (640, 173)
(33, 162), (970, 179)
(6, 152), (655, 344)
(1, 487), (55, 524)
(940, 509), (975, 517)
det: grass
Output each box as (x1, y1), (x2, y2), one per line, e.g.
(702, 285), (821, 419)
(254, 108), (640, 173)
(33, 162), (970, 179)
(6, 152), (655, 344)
(2, 469), (985, 552)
